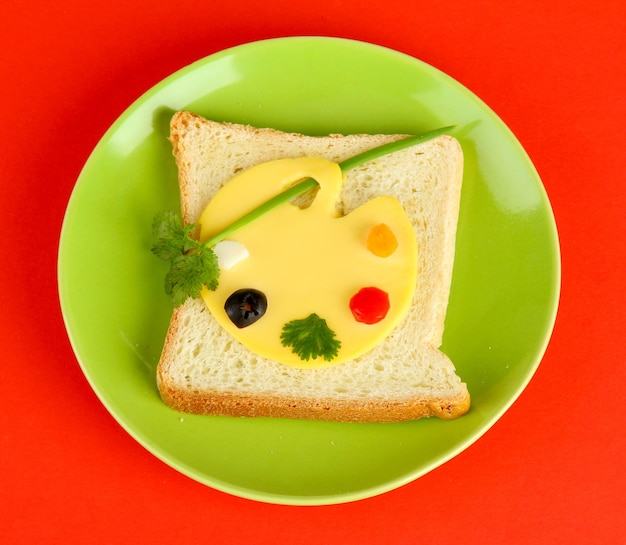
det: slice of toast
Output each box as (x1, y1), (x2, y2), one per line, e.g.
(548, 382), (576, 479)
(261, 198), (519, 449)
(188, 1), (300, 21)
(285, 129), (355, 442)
(156, 111), (469, 422)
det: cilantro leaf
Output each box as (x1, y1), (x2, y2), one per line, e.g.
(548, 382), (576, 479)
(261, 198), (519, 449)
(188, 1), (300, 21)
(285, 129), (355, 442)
(151, 211), (195, 261)
(164, 247), (220, 306)
(196, 245), (220, 291)
(151, 211), (220, 305)
(164, 254), (202, 306)
(280, 313), (341, 362)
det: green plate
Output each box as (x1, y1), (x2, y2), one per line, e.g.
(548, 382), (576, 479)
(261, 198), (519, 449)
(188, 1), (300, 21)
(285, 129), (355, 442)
(58, 37), (560, 505)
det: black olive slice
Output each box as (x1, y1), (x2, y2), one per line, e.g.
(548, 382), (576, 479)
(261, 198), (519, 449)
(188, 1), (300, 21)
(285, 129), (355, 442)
(224, 289), (268, 328)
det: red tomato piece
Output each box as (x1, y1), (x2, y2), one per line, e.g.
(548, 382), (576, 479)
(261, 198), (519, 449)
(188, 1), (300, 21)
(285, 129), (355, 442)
(349, 287), (390, 324)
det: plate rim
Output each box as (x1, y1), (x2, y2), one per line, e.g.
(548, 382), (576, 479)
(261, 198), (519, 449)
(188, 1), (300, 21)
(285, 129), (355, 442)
(57, 36), (561, 505)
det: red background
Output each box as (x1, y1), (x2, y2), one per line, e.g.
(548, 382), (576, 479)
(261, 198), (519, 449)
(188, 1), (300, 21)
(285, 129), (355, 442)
(1, 1), (624, 543)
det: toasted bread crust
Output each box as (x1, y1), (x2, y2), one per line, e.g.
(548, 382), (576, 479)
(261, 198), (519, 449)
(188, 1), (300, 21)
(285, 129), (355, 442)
(157, 382), (470, 422)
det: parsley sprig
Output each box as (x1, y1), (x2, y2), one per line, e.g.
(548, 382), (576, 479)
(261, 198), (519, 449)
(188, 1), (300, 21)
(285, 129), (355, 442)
(280, 313), (341, 362)
(152, 125), (455, 305)
(151, 211), (219, 306)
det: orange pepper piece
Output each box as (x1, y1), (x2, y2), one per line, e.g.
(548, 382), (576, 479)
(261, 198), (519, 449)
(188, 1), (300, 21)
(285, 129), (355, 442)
(366, 223), (398, 257)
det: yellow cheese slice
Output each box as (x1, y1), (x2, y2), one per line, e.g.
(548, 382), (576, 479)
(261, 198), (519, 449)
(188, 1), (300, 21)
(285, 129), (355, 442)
(198, 157), (418, 368)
